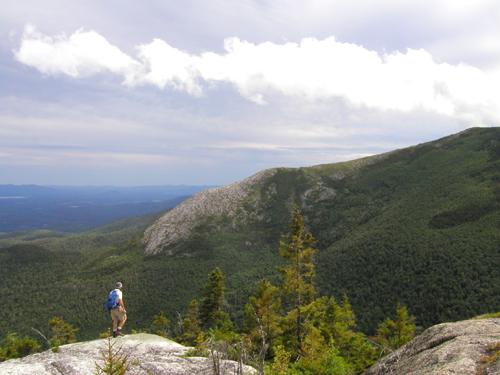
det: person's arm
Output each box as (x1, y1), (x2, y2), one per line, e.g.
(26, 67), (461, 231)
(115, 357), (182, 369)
(119, 298), (126, 312)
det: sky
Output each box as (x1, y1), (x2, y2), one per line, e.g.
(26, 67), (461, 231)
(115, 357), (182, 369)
(1, 0), (499, 185)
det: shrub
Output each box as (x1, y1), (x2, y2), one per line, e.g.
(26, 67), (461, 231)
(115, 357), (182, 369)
(0, 333), (41, 361)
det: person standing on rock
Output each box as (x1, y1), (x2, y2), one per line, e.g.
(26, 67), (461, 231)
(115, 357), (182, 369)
(108, 281), (127, 337)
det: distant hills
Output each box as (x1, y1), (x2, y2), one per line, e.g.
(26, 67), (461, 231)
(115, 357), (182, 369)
(0, 127), (498, 341)
(0, 185), (211, 233)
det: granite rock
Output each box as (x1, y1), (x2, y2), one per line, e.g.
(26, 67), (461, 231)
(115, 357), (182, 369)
(0, 333), (256, 375)
(365, 318), (500, 375)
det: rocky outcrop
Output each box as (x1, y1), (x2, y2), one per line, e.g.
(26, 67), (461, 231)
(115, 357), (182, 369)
(142, 151), (394, 256)
(0, 333), (256, 375)
(143, 169), (276, 255)
(365, 318), (500, 375)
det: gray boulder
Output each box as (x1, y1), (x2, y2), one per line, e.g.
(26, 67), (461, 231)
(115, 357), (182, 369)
(0, 333), (256, 375)
(365, 318), (500, 375)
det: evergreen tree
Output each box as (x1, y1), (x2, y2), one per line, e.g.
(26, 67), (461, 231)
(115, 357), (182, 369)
(48, 317), (78, 348)
(296, 296), (377, 373)
(199, 267), (232, 331)
(94, 336), (130, 375)
(266, 345), (291, 375)
(293, 346), (355, 375)
(375, 304), (416, 350)
(150, 311), (170, 338)
(0, 333), (40, 361)
(244, 279), (282, 371)
(278, 206), (317, 357)
(181, 299), (203, 346)
(323, 296), (377, 372)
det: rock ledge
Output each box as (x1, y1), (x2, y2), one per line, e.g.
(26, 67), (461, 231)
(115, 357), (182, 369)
(365, 318), (500, 375)
(0, 333), (256, 375)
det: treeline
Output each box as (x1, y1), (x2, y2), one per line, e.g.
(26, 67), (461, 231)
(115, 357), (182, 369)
(0, 208), (416, 375)
(0, 317), (78, 361)
(156, 208), (416, 374)
(1, 128), (499, 342)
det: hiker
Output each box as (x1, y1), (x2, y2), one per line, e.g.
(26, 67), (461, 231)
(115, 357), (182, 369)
(108, 281), (127, 337)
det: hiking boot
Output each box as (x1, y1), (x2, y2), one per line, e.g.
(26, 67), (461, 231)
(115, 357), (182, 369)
(112, 331), (117, 338)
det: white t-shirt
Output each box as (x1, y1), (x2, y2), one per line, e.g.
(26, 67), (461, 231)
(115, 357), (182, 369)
(114, 289), (123, 301)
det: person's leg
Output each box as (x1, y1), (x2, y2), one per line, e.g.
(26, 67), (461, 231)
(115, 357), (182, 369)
(111, 310), (119, 336)
(117, 311), (127, 334)
(120, 313), (127, 328)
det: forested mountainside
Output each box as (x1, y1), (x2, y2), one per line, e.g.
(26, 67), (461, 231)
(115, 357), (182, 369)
(144, 126), (500, 330)
(1, 127), (499, 340)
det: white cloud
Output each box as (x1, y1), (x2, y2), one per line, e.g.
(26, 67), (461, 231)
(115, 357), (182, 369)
(134, 38), (202, 95)
(14, 25), (500, 123)
(14, 25), (140, 79)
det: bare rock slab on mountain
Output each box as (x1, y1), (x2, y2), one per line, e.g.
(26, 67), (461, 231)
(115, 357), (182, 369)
(365, 318), (500, 375)
(0, 333), (256, 375)
(143, 169), (277, 255)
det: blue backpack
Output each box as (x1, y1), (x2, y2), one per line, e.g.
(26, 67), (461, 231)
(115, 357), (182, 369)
(104, 289), (120, 312)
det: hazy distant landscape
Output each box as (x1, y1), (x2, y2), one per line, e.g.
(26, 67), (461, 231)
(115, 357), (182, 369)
(2, 1), (500, 373)
(0, 185), (210, 233)
(1, 127), (498, 338)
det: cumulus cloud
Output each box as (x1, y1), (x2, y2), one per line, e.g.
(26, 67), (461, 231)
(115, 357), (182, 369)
(14, 25), (140, 79)
(14, 25), (500, 122)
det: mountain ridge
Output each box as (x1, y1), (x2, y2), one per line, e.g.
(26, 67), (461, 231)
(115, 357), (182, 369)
(1, 126), (499, 340)
(143, 126), (497, 256)
(143, 140), (396, 255)
(142, 126), (500, 331)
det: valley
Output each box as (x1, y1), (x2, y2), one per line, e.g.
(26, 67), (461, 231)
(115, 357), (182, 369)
(0, 127), (499, 342)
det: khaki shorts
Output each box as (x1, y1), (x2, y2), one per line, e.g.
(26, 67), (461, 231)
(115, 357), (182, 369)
(111, 307), (127, 322)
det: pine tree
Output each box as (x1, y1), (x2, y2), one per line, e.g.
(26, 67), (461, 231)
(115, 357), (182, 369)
(375, 303), (416, 350)
(288, 296), (376, 373)
(244, 279), (282, 372)
(278, 206), (316, 357)
(94, 337), (130, 375)
(0, 333), (40, 361)
(48, 317), (78, 349)
(181, 299), (203, 346)
(323, 296), (377, 372)
(266, 344), (291, 375)
(151, 311), (170, 338)
(199, 267), (232, 331)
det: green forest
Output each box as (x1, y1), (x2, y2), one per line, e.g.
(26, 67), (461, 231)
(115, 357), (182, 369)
(0, 128), (499, 370)
(1, 209), (420, 375)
